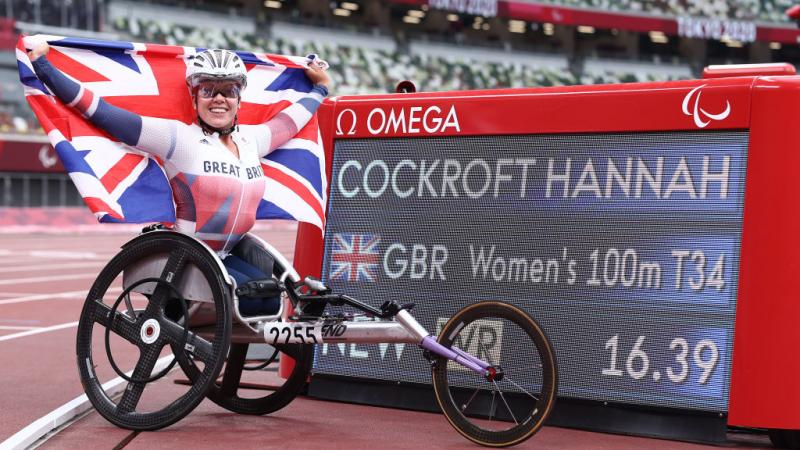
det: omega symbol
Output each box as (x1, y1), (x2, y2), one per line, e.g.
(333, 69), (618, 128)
(336, 108), (357, 136)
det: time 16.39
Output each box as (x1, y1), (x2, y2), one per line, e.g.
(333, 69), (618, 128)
(601, 335), (719, 384)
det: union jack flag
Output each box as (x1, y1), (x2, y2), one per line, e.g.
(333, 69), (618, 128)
(329, 233), (381, 282)
(16, 35), (327, 230)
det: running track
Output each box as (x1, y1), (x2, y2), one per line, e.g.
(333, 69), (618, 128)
(0, 225), (773, 449)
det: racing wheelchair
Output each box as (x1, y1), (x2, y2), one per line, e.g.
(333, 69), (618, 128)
(76, 228), (558, 447)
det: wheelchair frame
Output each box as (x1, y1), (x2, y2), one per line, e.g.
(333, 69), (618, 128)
(79, 229), (557, 448)
(121, 231), (422, 347)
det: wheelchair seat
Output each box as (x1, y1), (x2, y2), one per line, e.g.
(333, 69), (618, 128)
(122, 229), (301, 328)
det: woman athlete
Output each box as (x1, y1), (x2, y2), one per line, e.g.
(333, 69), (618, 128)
(27, 40), (331, 316)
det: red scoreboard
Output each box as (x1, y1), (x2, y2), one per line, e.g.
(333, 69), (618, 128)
(294, 64), (800, 439)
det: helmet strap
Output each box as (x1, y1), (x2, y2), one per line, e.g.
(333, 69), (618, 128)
(198, 115), (238, 136)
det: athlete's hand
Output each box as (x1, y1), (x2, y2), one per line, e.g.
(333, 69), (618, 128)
(305, 55), (330, 88)
(26, 37), (50, 62)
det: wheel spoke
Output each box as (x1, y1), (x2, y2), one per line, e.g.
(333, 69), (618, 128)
(504, 376), (539, 402)
(123, 293), (138, 320)
(161, 247), (190, 282)
(117, 344), (163, 414)
(489, 389), (496, 421)
(478, 340), (497, 367)
(218, 344), (248, 396)
(492, 380), (518, 425)
(92, 300), (140, 345)
(145, 248), (189, 313)
(160, 319), (214, 363)
(460, 387), (482, 413)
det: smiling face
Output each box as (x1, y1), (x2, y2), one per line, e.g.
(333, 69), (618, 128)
(192, 81), (241, 130)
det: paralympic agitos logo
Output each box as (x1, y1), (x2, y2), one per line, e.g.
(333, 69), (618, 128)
(682, 85), (731, 129)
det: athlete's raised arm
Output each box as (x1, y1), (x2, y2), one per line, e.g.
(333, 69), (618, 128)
(251, 59), (330, 158)
(27, 39), (180, 160)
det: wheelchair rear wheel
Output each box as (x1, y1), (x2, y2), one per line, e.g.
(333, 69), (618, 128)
(199, 341), (312, 415)
(76, 232), (232, 431)
(176, 257), (313, 415)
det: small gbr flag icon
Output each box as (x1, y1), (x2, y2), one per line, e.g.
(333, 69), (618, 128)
(329, 233), (381, 282)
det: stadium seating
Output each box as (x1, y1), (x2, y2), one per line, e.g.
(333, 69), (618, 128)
(538, 0), (796, 23)
(113, 17), (685, 95)
(0, 14), (692, 138)
(0, 68), (42, 134)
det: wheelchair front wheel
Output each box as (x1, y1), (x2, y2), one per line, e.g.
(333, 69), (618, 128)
(76, 232), (232, 431)
(432, 301), (557, 447)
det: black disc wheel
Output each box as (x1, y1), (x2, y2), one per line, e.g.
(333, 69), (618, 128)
(76, 232), (232, 431)
(177, 257), (313, 415)
(200, 341), (311, 415)
(432, 301), (557, 447)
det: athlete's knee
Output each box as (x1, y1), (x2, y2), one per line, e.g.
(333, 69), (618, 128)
(232, 235), (275, 275)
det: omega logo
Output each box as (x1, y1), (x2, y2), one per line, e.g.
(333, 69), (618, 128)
(367, 105), (460, 135)
(682, 85), (731, 129)
(335, 105), (461, 136)
(336, 108), (357, 136)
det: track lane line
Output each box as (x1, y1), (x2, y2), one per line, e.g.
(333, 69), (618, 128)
(0, 291), (89, 305)
(28, 250), (101, 259)
(0, 262), (105, 274)
(0, 273), (97, 286)
(0, 249), (102, 260)
(0, 321), (79, 342)
(0, 287), (123, 306)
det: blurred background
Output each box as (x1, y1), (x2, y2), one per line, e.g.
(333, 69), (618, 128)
(0, 0), (798, 213)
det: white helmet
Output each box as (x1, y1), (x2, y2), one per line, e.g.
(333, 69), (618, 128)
(185, 49), (247, 89)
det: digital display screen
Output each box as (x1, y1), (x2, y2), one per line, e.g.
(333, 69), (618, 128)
(315, 131), (748, 412)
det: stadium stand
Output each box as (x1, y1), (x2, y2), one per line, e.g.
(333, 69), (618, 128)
(112, 16), (685, 95)
(0, 68), (41, 134)
(537, 0), (797, 23)
(4, 0), (104, 31)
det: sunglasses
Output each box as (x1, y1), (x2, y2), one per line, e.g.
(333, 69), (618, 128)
(195, 83), (242, 99)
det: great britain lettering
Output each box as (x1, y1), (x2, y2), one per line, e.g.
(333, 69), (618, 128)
(203, 160), (264, 179)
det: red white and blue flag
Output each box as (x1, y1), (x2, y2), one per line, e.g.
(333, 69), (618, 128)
(16, 35), (327, 230)
(329, 233), (381, 282)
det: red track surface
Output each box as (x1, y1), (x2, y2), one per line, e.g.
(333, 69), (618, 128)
(0, 226), (773, 449)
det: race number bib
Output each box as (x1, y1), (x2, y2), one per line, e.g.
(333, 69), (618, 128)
(263, 321), (322, 345)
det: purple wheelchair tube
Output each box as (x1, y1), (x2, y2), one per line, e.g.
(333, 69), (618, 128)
(421, 336), (490, 375)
